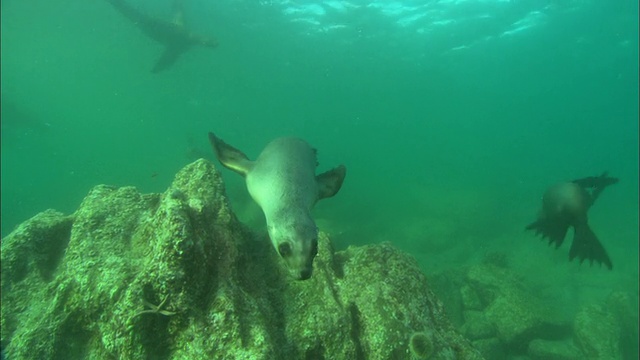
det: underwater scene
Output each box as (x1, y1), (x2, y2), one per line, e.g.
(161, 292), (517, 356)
(1, 0), (638, 359)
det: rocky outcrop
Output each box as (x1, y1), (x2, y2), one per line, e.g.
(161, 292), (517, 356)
(573, 291), (639, 360)
(429, 255), (639, 360)
(1, 159), (483, 360)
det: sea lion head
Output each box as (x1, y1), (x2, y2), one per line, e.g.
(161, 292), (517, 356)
(267, 215), (319, 280)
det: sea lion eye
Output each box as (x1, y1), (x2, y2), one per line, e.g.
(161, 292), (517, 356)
(278, 243), (292, 257)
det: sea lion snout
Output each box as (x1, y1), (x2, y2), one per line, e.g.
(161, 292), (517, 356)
(269, 221), (319, 280)
(299, 267), (313, 281)
(279, 239), (317, 281)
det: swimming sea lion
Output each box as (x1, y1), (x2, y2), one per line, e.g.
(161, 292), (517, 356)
(526, 172), (618, 269)
(105, 0), (218, 73)
(208, 132), (346, 280)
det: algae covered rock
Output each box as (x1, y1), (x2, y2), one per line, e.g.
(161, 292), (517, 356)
(464, 263), (570, 351)
(571, 290), (639, 360)
(1, 159), (482, 360)
(429, 256), (639, 360)
(527, 339), (581, 360)
(429, 261), (573, 359)
(573, 303), (622, 360)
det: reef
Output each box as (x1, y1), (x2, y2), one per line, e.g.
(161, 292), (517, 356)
(429, 254), (639, 360)
(1, 159), (483, 360)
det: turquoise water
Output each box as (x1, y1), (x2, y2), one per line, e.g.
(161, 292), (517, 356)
(2, 0), (638, 331)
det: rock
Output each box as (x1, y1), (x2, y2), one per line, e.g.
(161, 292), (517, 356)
(0, 209), (74, 344)
(528, 339), (581, 360)
(461, 311), (496, 340)
(1, 159), (483, 360)
(471, 338), (506, 360)
(431, 262), (574, 359)
(460, 284), (483, 311)
(573, 303), (622, 360)
(570, 291), (639, 360)
(427, 267), (466, 328)
(605, 291), (639, 359)
(466, 264), (570, 352)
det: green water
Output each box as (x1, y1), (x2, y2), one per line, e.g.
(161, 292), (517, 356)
(2, 0), (638, 336)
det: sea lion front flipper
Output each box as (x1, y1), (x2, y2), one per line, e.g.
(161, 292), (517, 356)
(570, 223), (613, 270)
(316, 165), (346, 200)
(572, 172), (619, 189)
(208, 132), (253, 176)
(572, 172), (619, 207)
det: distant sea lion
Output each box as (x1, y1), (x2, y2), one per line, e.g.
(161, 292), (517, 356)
(105, 0), (218, 73)
(208, 132), (346, 280)
(526, 172), (618, 269)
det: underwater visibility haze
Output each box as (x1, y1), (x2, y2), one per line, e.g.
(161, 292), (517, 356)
(1, 0), (638, 358)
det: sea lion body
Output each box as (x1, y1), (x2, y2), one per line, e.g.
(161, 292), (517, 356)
(526, 173), (618, 270)
(541, 182), (590, 225)
(209, 133), (346, 280)
(247, 138), (319, 220)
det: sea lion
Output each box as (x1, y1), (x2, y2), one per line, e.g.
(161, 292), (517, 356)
(208, 132), (346, 280)
(105, 0), (218, 73)
(526, 172), (618, 269)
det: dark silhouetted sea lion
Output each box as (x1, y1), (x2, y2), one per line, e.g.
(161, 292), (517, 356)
(106, 0), (218, 73)
(208, 132), (346, 280)
(526, 172), (618, 269)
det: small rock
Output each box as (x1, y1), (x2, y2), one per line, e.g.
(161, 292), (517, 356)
(528, 339), (581, 360)
(461, 311), (496, 340)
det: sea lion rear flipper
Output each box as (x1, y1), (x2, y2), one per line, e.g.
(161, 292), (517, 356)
(208, 132), (253, 176)
(569, 223), (613, 270)
(152, 45), (188, 73)
(526, 218), (570, 249)
(316, 165), (346, 200)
